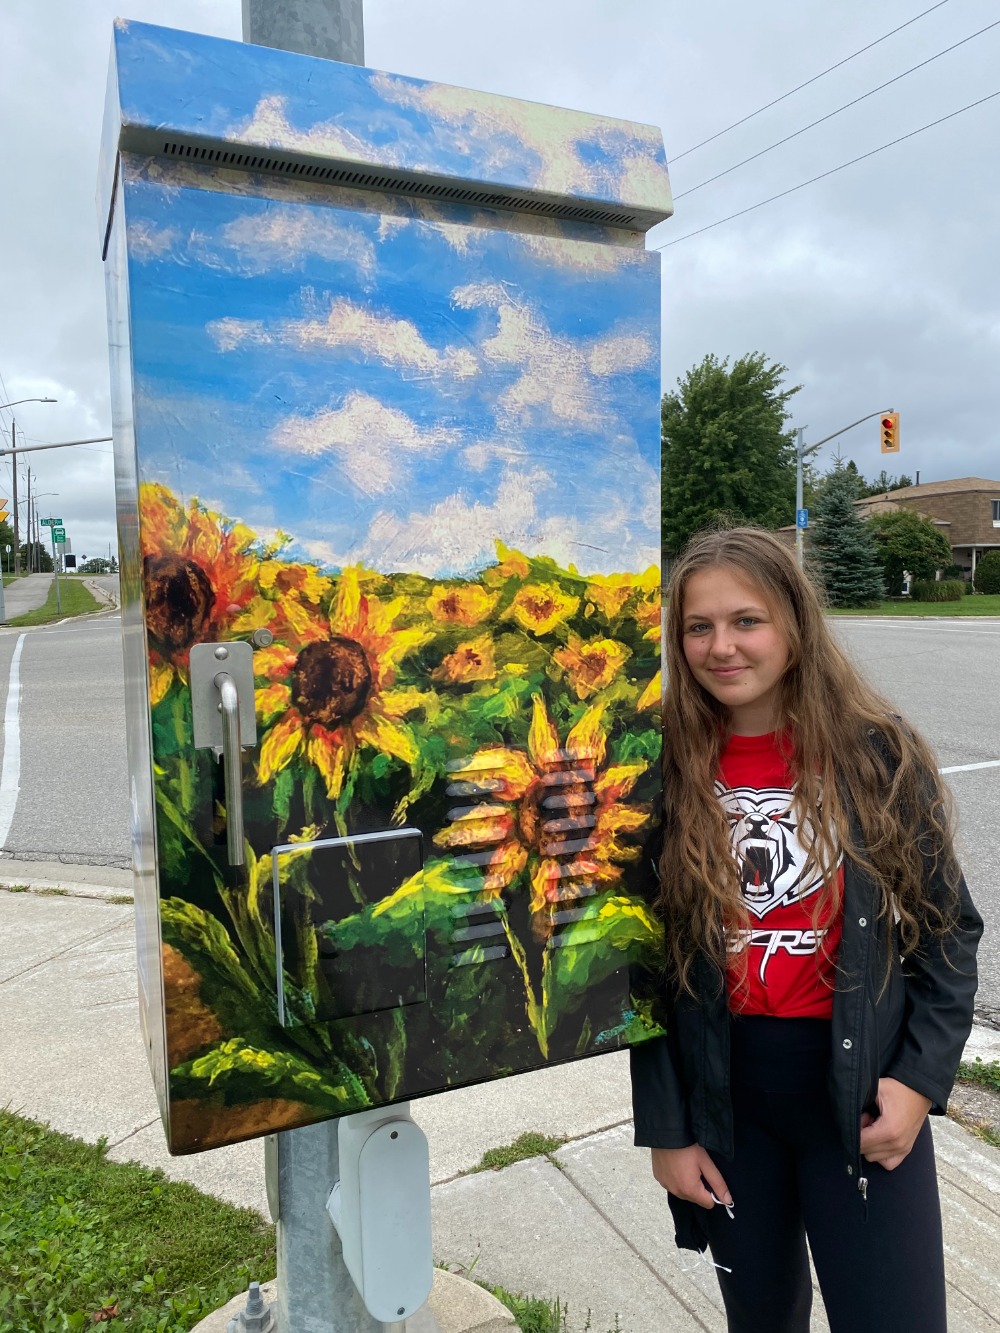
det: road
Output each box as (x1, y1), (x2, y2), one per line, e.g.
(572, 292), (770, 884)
(0, 612), (996, 1013)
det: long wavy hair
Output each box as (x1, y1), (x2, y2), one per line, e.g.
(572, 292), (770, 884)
(659, 524), (961, 995)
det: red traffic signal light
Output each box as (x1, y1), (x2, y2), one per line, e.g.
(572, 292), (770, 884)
(880, 412), (900, 454)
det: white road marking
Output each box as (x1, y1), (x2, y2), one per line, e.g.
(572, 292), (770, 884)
(940, 760), (1000, 774)
(0, 634), (27, 847)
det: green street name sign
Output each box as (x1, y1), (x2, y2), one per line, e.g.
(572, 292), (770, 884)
(40, 517), (63, 527)
(52, 527), (66, 543)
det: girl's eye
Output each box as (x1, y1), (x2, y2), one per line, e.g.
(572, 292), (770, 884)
(686, 623), (710, 635)
(737, 617), (760, 628)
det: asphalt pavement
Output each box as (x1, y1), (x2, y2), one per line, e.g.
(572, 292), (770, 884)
(2, 879), (1000, 1333)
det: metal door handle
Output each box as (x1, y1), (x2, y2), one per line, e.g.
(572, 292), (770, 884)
(215, 672), (245, 866)
(190, 641), (257, 869)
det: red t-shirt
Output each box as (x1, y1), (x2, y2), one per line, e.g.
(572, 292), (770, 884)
(718, 731), (843, 1018)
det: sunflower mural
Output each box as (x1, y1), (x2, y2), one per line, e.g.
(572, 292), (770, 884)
(104, 19), (671, 1153)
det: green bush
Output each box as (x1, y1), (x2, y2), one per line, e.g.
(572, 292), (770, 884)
(941, 563), (965, 579)
(909, 579), (964, 602)
(973, 550), (1000, 595)
(964, 580), (976, 595)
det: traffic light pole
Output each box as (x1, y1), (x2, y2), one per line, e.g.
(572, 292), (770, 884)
(794, 408), (895, 569)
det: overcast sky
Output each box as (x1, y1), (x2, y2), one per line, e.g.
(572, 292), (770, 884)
(2, 0), (998, 562)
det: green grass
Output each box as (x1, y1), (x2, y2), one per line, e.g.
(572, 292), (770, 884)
(0, 1111), (275, 1332)
(6, 579), (101, 627)
(1, 1113), (612, 1333)
(828, 595), (1000, 617)
(466, 1130), (567, 1174)
(957, 1057), (1000, 1095)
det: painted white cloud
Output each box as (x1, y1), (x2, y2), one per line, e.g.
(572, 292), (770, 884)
(213, 210), (376, 278)
(128, 221), (179, 260)
(452, 283), (653, 429)
(270, 390), (460, 498)
(370, 72), (667, 209)
(348, 454), (659, 578)
(208, 295), (478, 378)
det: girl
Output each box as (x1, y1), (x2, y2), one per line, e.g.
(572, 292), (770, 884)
(630, 525), (982, 1333)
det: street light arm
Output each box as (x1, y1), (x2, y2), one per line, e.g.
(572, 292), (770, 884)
(0, 436), (112, 457)
(807, 408), (894, 453)
(0, 398), (57, 411)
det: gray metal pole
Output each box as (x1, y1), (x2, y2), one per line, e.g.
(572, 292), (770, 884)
(795, 427), (804, 570)
(12, 422), (19, 575)
(242, 0), (364, 63)
(271, 1121), (383, 1333)
(237, 15), (387, 1331)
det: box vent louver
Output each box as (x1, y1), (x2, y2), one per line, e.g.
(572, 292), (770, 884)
(158, 138), (638, 228)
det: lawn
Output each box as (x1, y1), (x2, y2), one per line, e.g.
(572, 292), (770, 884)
(828, 595), (1000, 617)
(6, 578), (101, 627)
(0, 1112), (597, 1332)
(0, 1110), (275, 1332)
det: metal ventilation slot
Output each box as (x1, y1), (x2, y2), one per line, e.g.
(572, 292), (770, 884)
(448, 898), (510, 968)
(156, 138), (638, 227)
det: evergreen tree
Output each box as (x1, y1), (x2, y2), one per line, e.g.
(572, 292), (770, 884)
(661, 352), (800, 556)
(810, 466), (885, 607)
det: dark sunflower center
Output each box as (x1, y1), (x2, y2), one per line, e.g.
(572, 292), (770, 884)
(144, 554), (215, 652)
(292, 637), (373, 727)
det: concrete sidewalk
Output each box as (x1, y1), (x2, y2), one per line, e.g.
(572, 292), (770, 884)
(2, 882), (999, 1332)
(1, 571), (53, 619)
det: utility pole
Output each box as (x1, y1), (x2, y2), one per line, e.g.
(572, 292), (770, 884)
(12, 422), (19, 575)
(235, 15), (382, 1332)
(25, 464), (32, 574)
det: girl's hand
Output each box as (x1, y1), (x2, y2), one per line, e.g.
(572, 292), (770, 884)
(859, 1077), (932, 1171)
(650, 1144), (732, 1210)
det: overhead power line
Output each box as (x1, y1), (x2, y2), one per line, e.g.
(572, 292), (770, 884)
(654, 86), (1000, 250)
(675, 16), (1000, 200)
(671, 0), (954, 162)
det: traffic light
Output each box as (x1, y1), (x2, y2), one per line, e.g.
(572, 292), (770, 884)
(880, 412), (900, 454)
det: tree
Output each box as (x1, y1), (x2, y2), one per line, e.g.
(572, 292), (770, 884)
(865, 509), (952, 596)
(810, 466), (885, 607)
(973, 550), (1000, 595)
(19, 541), (53, 573)
(661, 352), (800, 556)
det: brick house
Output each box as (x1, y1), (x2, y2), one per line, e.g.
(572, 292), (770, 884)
(852, 477), (1000, 580)
(777, 477), (1000, 579)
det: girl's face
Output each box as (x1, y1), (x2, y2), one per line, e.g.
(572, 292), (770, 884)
(681, 565), (792, 736)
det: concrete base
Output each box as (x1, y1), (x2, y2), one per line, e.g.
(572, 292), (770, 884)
(190, 1269), (515, 1333)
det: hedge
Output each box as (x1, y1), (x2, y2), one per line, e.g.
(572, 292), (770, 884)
(973, 550), (1000, 595)
(909, 579), (965, 602)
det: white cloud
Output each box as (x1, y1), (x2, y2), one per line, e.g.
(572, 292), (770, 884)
(452, 283), (654, 430)
(128, 221), (179, 260)
(213, 210), (376, 278)
(348, 454), (659, 578)
(270, 390), (460, 497)
(208, 295), (479, 378)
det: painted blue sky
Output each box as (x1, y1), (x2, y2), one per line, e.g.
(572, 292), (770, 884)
(125, 164), (661, 579)
(111, 20), (671, 221)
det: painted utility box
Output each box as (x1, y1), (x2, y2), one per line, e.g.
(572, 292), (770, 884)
(99, 20), (673, 1154)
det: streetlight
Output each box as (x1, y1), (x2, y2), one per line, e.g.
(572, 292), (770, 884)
(793, 408), (895, 569)
(0, 398), (57, 576)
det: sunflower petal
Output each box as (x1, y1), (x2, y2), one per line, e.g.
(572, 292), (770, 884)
(566, 703), (607, 769)
(527, 694), (560, 767)
(306, 726), (348, 800)
(257, 712), (305, 784)
(637, 670), (662, 711)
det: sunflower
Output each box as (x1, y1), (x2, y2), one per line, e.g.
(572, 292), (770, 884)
(139, 483), (260, 704)
(553, 631), (630, 699)
(434, 694), (650, 935)
(255, 566), (432, 802)
(431, 634), (498, 684)
(426, 583), (499, 627)
(506, 583), (580, 636)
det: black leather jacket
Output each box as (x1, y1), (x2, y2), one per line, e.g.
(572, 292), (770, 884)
(630, 756), (983, 1251)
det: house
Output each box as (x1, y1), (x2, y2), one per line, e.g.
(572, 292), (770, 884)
(852, 477), (1000, 580)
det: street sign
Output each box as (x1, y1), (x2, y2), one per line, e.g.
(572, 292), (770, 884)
(0, 512), (8, 525)
(796, 508), (809, 530)
(53, 527), (66, 543)
(41, 517), (63, 527)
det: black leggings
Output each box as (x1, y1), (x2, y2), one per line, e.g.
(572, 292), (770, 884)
(699, 1016), (946, 1333)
